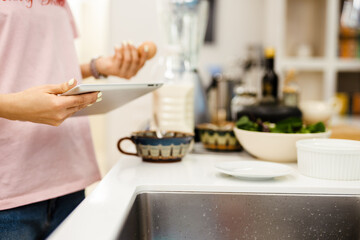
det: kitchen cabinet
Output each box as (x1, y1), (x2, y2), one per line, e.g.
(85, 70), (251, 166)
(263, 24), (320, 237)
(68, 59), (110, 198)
(264, 0), (360, 102)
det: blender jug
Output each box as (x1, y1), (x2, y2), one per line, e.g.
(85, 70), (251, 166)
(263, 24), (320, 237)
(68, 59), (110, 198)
(156, 0), (210, 126)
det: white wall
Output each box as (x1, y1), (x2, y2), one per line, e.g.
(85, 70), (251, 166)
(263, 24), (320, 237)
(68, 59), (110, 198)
(68, 0), (111, 177)
(106, 0), (265, 83)
(200, 0), (265, 82)
(69, 0), (266, 173)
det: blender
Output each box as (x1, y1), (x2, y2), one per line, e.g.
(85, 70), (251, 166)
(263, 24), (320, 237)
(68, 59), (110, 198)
(155, 0), (210, 128)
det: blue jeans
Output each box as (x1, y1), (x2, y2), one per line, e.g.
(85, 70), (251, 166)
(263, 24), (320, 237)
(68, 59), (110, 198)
(0, 190), (85, 240)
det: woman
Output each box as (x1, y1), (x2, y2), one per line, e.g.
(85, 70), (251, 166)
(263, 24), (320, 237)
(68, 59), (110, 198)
(0, 0), (150, 239)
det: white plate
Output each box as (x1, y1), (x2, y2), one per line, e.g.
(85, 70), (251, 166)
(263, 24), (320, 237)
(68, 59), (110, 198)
(215, 161), (293, 180)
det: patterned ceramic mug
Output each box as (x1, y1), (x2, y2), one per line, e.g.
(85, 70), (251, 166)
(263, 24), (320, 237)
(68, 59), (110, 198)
(117, 131), (194, 162)
(197, 122), (242, 151)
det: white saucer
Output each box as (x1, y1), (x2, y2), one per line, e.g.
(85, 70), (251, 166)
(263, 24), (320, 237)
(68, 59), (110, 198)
(215, 161), (293, 180)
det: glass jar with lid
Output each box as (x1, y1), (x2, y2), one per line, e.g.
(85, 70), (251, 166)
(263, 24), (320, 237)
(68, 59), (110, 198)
(231, 86), (258, 121)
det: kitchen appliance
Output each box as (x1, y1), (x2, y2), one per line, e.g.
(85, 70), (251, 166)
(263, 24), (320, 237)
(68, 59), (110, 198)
(152, 46), (195, 133)
(207, 71), (240, 123)
(155, 0), (210, 127)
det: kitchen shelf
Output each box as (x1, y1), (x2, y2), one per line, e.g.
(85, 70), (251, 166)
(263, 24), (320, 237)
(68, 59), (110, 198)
(280, 58), (327, 70)
(336, 59), (360, 71)
(284, 0), (327, 58)
(265, 0), (360, 101)
(337, 71), (360, 92)
(281, 58), (360, 71)
(295, 71), (324, 101)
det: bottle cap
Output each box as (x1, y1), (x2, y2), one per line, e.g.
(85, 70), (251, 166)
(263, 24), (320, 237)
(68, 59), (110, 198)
(265, 48), (275, 58)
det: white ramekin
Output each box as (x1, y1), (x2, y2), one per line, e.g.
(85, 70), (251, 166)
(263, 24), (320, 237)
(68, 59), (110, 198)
(296, 138), (360, 180)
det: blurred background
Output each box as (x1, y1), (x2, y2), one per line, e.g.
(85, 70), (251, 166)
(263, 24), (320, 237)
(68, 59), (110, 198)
(67, 0), (360, 178)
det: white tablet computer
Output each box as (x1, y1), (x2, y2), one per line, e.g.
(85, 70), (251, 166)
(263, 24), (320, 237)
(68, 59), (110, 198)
(61, 82), (163, 116)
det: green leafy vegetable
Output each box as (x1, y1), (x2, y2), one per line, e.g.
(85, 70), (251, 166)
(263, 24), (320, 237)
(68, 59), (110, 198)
(235, 116), (260, 131)
(306, 121), (326, 133)
(271, 117), (302, 133)
(236, 116), (326, 134)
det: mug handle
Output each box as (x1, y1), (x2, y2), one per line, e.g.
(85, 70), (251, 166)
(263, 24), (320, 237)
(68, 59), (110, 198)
(117, 137), (138, 156)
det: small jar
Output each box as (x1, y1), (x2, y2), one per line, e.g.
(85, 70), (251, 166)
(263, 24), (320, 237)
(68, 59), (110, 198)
(231, 86), (257, 121)
(283, 87), (299, 107)
(282, 69), (299, 107)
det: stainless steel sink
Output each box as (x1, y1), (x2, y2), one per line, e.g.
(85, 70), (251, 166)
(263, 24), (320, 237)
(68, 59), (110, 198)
(117, 192), (360, 240)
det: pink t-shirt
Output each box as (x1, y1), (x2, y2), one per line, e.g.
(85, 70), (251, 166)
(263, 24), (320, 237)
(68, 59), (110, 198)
(0, 0), (101, 210)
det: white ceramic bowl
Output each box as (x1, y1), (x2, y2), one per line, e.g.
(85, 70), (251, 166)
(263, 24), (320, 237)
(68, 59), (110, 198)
(233, 128), (331, 162)
(296, 138), (360, 180)
(299, 99), (341, 125)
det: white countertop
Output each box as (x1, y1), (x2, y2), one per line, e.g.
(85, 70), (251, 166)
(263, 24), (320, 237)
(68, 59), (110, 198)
(49, 148), (360, 240)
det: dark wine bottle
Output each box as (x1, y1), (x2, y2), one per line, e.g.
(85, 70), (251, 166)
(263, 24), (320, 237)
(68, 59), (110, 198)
(261, 48), (278, 104)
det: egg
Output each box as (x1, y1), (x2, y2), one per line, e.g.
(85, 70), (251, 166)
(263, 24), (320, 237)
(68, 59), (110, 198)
(138, 41), (157, 60)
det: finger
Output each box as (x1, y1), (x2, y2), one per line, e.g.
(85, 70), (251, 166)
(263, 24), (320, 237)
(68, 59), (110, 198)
(126, 42), (139, 78)
(47, 78), (77, 95)
(62, 107), (79, 121)
(136, 45), (148, 73)
(66, 103), (88, 115)
(60, 91), (99, 109)
(114, 45), (123, 67)
(119, 41), (131, 77)
(66, 93), (102, 114)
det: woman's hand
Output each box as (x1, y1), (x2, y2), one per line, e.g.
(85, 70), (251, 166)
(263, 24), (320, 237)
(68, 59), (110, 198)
(94, 41), (157, 80)
(0, 79), (100, 126)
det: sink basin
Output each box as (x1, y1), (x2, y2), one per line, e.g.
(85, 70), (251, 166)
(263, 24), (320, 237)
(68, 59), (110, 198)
(117, 192), (360, 240)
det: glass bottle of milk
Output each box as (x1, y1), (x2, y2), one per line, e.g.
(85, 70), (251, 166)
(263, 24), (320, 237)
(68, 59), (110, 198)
(152, 45), (195, 134)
